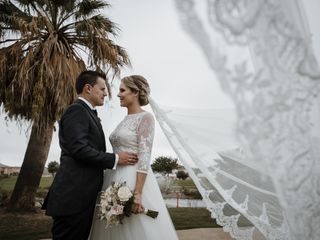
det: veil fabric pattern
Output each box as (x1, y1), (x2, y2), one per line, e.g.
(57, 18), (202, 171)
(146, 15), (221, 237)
(149, 0), (320, 239)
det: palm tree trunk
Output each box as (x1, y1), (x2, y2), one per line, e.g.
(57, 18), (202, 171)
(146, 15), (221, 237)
(7, 122), (54, 212)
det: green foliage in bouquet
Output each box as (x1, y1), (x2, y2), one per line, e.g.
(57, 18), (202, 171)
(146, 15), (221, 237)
(124, 195), (134, 217)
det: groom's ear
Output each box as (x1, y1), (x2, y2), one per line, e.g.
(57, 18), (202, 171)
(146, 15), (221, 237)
(84, 84), (92, 93)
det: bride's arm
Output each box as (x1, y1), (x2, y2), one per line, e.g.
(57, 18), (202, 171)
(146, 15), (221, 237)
(133, 173), (147, 213)
(133, 113), (155, 213)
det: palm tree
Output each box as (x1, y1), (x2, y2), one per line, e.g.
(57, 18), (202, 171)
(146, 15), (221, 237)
(0, 0), (129, 211)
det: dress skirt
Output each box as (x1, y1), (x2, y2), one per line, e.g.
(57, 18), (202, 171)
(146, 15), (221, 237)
(89, 165), (178, 240)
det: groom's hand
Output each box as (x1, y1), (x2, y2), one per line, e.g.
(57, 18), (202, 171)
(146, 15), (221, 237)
(117, 152), (138, 166)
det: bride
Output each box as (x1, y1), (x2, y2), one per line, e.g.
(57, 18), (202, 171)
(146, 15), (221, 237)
(89, 75), (178, 240)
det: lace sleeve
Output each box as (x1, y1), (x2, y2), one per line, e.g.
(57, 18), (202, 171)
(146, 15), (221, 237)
(137, 113), (155, 174)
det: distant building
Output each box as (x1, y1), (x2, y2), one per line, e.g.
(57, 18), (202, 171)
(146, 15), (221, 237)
(0, 163), (20, 176)
(0, 163), (50, 176)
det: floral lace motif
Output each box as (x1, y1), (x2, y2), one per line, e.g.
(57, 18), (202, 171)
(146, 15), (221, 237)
(109, 112), (155, 173)
(166, 0), (320, 239)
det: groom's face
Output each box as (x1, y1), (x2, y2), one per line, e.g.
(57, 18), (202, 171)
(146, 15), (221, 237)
(87, 77), (108, 107)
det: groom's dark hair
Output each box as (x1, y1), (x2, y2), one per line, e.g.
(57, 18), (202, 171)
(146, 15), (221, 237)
(75, 70), (108, 94)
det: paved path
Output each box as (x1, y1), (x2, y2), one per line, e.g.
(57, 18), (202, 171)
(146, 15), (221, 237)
(41, 228), (265, 240)
(177, 228), (266, 240)
(177, 228), (233, 240)
(40, 229), (230, 240)
(40, 229), (231, 240)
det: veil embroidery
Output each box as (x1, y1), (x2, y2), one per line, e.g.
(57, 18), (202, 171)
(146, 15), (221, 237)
(149, 1), (320, 239)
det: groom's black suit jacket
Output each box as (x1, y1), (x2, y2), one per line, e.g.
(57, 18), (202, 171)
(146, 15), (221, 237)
(42, 99), (115, 216)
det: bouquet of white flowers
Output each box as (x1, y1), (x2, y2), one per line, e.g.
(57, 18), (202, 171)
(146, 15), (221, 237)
(98, 181), (158, 227)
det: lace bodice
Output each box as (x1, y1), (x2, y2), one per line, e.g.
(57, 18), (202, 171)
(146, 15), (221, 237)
(109, 111), (155, 174)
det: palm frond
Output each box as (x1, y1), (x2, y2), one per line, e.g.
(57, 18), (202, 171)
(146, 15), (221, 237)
(0, 0), (130, 131)
(74, 14), (118, 40)
(75, 0), (109, 19)
(0, 1), (32, 27)
(79, 36), (130, 76)
(15, 0), (39, 5)
(57, 0), (77, 23)
(0, 35), (86, 131)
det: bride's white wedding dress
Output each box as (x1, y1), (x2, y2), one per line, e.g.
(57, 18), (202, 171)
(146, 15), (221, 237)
(89, 111), (178, 240)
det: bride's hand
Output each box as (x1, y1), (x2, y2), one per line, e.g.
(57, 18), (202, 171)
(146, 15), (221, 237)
(133, 192), (144, 214)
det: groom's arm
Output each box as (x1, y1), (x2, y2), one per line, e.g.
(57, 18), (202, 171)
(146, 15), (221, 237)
(60, 104), (116, 169)
(60, 104), (138, 168)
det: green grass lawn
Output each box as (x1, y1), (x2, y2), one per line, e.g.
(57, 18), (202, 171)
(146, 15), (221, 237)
(0, 176), (19, 191)
(0, 177), (220, 239)
(0, 207), (218, 240)
(0, 176), (53, 192)
(168, 207), (219, 230)
(173, 178), (196, 187)
(0, 176), (54, 203)
(1, 176), (197, 193)
(38, 176), (54, 189)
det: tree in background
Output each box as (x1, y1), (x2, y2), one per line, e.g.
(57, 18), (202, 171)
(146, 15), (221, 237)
(47, 161), (59, 177)
(151, 156), (179, 175)
(0, 0), (129, 211)
(176, 170), (188, 180)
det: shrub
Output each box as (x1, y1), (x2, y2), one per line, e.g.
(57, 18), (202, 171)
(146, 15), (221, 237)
(176, 170), (188, 180)
(151, 156), (178, 175)
(48, 161), (60, 177)
(182, 187), (202, 199)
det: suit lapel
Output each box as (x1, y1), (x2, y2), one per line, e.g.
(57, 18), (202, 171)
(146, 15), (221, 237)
(76, 100), (106, 150)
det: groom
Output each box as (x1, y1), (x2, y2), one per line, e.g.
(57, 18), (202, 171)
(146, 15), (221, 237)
(42, 70), (138, 240)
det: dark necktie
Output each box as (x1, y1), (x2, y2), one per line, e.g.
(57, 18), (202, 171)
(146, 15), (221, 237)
(92, 109), (98, 117)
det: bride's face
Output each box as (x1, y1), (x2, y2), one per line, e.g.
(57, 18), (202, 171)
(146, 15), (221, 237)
(117, 83), (139, 107)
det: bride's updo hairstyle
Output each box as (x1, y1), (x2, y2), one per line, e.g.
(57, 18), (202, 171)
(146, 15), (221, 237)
(121, 75), (150, 106)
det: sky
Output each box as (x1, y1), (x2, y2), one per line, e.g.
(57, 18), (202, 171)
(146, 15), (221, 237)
(0, 0), (319, 167)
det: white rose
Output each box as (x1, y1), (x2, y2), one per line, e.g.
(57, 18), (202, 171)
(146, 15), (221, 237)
(117, 186), (133, 202)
